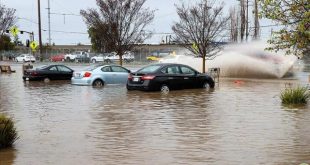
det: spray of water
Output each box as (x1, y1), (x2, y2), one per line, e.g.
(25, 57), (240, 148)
(160, 41), (298, 78)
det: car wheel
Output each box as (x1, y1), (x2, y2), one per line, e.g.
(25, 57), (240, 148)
(44, 77), (50, 83)
(66, 57), (70, 62)
(203, 80), (215, 89)
(93, 79), (104, 87)
(160, 84), (170, 94)
(92, 59), (96, 63)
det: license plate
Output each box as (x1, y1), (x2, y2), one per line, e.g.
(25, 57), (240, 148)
(133, 77), (140, 82)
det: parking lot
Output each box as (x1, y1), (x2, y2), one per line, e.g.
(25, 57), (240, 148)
(1, 61), (310, 164)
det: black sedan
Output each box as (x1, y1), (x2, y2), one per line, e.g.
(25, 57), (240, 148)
(127, 63), (215, 92)
(23, 65), (74, 82)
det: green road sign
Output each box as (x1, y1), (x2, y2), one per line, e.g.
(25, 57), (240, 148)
(192, 42), (198, 54)
(30, 41), (38, 51)
(10, 26), (19, 37)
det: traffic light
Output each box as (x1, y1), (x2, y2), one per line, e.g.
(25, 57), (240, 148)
(26, 40), (30, 47)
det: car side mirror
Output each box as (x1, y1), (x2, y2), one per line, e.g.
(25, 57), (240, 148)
(128, 70), (131, 73)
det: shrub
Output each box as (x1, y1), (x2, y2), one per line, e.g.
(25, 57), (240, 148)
(0, 114), (18, 149)
(280, 86), (310, 105)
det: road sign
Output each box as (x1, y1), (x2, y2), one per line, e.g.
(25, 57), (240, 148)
(30, 41), (38, 51)
(192, 43), (198, 54)
(10, 26), (19, 37)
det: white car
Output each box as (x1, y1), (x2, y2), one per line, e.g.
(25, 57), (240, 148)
(90, 53), (105, 63)
(15, 54), (36, 63)
(104, 51), (135, 63)
(64, 51), (89, 62)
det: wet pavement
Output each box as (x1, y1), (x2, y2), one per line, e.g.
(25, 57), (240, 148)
(0, 62), (310, 164)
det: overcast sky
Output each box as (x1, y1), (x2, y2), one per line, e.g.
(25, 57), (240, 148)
(1, 0), (274, 45)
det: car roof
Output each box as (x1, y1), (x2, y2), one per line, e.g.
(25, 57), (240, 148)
(147, 63), (188, 67)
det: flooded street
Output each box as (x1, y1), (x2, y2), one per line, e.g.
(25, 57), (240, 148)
(1, 63), (310, 164)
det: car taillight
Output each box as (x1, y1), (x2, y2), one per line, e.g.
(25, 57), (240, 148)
(83, 72), (92, 77)
(31, 72), (38, 75)
(128, 74), (133, 80)
(141, 75), (155, 80)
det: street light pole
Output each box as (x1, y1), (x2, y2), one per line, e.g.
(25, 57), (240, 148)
(37, 0), (43, 61)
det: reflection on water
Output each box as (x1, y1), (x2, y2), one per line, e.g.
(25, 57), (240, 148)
(0, 63), (310, 164)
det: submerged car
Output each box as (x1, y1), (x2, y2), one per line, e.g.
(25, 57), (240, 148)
(71, 64), (130, 87)
(127, 63), (215, 92)
(23, 65), (74, 81)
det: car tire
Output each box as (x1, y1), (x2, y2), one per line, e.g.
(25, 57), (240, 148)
(92, 79), (104, 87)
(202, 79), (215, 89)
(44, 77), (50, 83)
(66, 57), (70, 62)
(92, 59), (96, 63)
(160, 84), (170, 94)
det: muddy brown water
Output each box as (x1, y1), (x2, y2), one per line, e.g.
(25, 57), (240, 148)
(0, 63), (310, 165)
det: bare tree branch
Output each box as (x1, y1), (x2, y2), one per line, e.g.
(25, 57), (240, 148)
(81, 0), (154, 65)
(172, 0), (229, 73)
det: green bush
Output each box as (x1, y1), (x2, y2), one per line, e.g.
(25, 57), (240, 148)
(280, 86), (310, 105)
(0, 115), (18, 149)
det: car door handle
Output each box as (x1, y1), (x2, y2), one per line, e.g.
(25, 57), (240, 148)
(184, 77), (189, 79)
(168, 77), (173, 79)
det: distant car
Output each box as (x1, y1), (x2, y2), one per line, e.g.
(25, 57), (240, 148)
(146, 52), (171, 61)
(71, 64), (130, 87)
(127, 63), (215, 92)
(75, 54), (90, 63)
(51, 54), (65, 62)
(104, 51), (135, 63)
(23, 64), (74, 82)
(15, 54), (36, 63)
(90, 53), (106, 63)
(64, 51), (89, 62)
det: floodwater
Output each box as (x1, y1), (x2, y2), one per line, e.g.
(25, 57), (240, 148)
(0, 62), (310, 165)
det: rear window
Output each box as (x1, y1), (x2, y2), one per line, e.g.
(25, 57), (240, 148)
(85, 65), (103, 71)
(37, 65), (49, 70)
(137, 65), (161, 73)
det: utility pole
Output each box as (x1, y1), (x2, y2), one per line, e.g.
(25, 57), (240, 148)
(245, 0), (249, 42)
(37, 0), (43, 61)
(47, 0), (51, 45)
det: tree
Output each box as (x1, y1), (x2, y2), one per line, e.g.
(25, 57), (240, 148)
(0, 3), (16, 35)
(259, 0), (309, 56)
(0, 35), (14, 50)
(0, 3), (16, 51)
(172, 0), (229, 73)
(88, 25), (117, 53)
(80, 0), (155, 66)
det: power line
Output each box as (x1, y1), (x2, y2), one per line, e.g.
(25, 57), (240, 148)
(50, 12), (81, 17)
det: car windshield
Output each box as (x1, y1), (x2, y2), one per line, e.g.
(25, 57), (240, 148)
(137, 65), (161, 73)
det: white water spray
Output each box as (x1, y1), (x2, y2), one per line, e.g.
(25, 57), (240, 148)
(160, 41), (298, 78)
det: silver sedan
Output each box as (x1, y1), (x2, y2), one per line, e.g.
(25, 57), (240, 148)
(71, 65), (130, 87)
